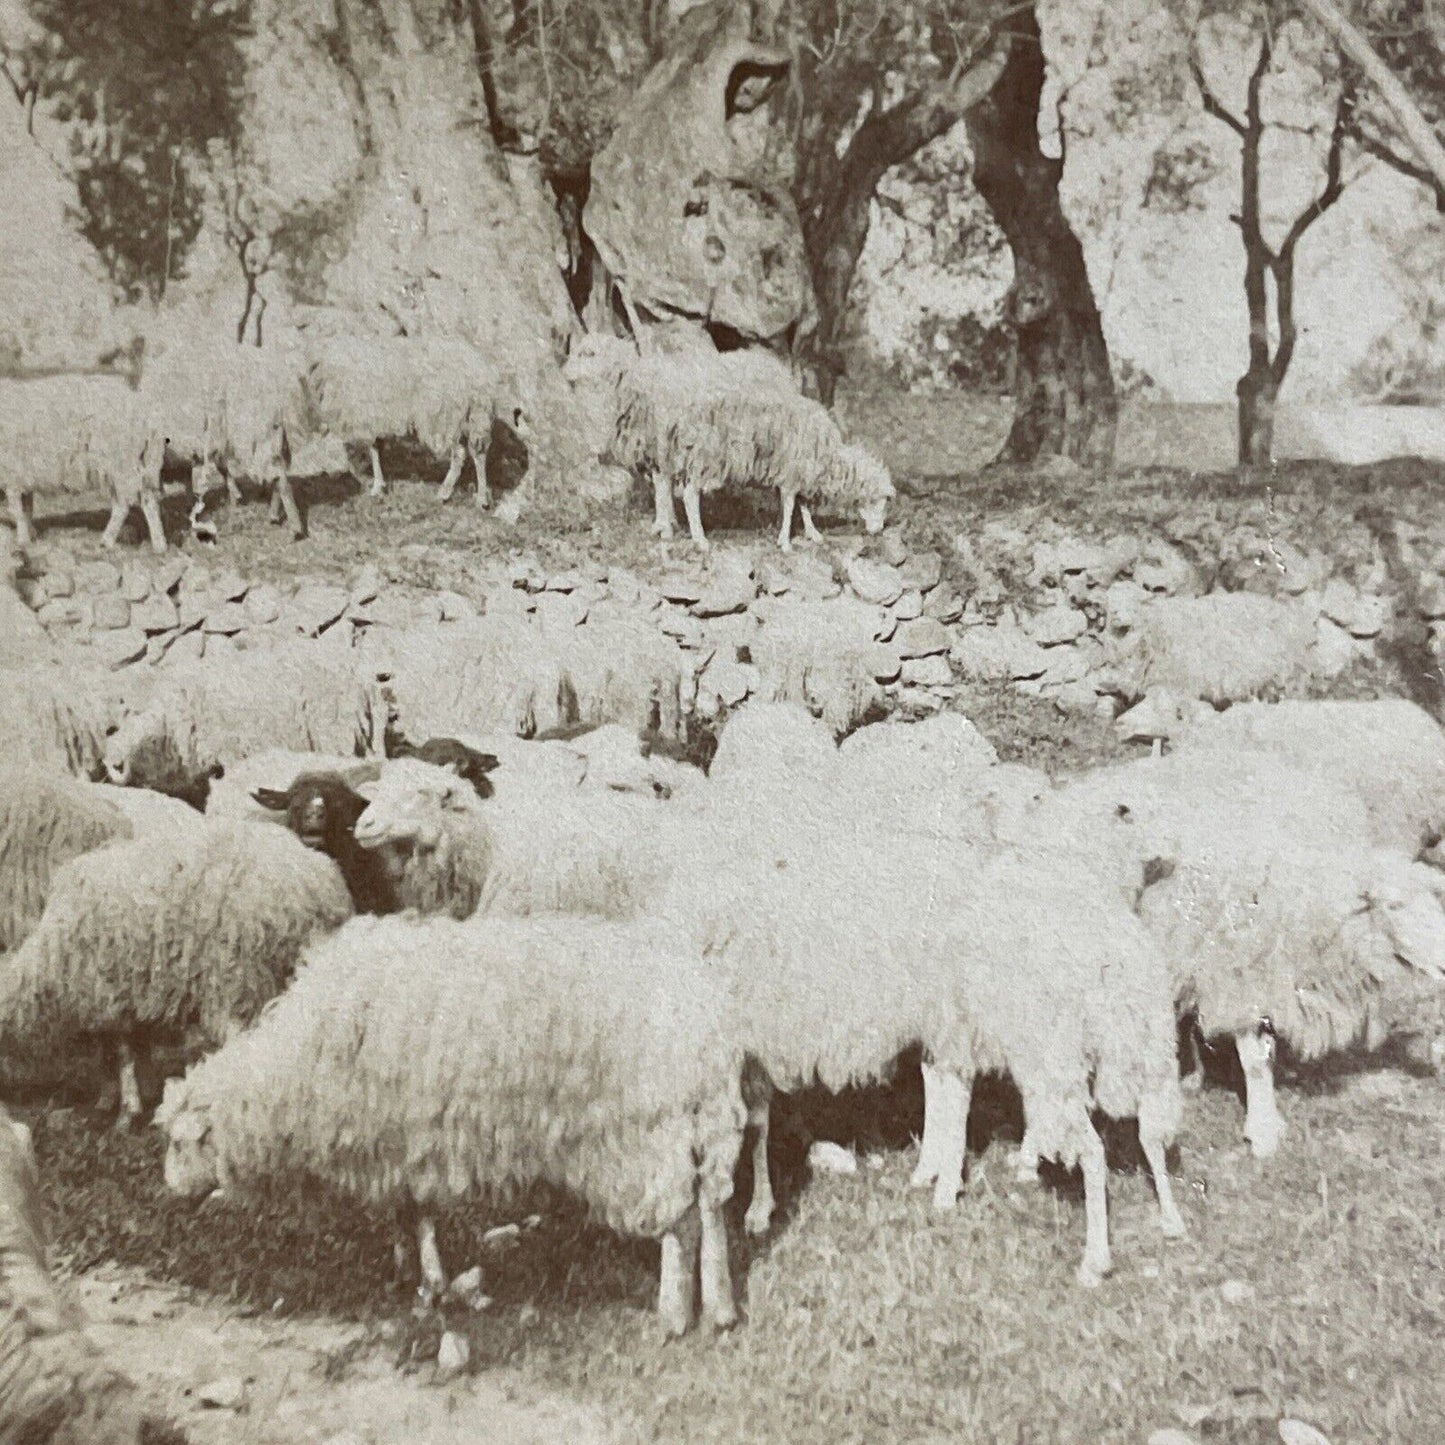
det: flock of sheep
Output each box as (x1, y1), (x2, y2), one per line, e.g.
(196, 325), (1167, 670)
(1, 326), (895, 555)
(3, 620), (1445, 1394)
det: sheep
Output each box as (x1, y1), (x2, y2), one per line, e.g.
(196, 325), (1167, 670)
(706, 701), (838, 783)
(0, 371), (169, 553)
(204, 748), (382, 822)
(1037, 748), (1445, 1157)
(0, 662), (125, 778)
(385, 735), (500, 796)
(103, 641), (383, 795)
(1173, 697), (1445, 854)
(572, 340), (894, 550)
(0, 817), (353, 1128)
(0, 1106), (181, 1443)
(156, 911), (746, 1336)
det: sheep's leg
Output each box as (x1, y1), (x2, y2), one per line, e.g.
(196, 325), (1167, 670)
(1012, 1126), (1042, 1185)
(657, 1206), (700, 1339)
(698, 1196), (737, 1331)
(417, 1215), (447, 1307)
(272, 471), (305, 540)
(114, 1039), (143, 1132)
(799, 501), (825, 545)
(469, 440), (490, 510)
(368, 443), (386, 499)
(1237, 1027), (1286, 1159)
(743, 1084), (776, 1237)
(438, 443), (465, 502)
(100, 494), (130, 549)
(1138, 1112), (1187, 1240)
(681, 481), (709, 551)
(909, 1058), (944, 1188)
(1180, 1017), (1204, 1094)
(139, 488), (166, 555)
(777, 489), (797, 552)
(7, 487), (33, 547)
(649, 470), (676, 539)
(1076, 1122), (1112, 1287)
(927, 1068), (972, 1212)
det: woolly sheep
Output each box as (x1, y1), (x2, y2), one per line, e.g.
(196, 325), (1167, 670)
(1173, 697), (1445, 853)
(103, 642), (383, 793)
(156, 911), (747, 1336)
(0, 662), (125, 777)
(1038, 749), (1445, 1157)
(0, 1105), (176, 1442)
(585, 344), (893, 550)
(706, 701), (838, 783)
(0, 817), (352, 1127)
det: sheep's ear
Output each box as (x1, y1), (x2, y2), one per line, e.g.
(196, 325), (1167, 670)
(252, 787), (291, 812)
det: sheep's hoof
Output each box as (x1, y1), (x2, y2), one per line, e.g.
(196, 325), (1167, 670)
(706, 1302), (738, 1332)
(1245, 1123), (1284, 1160)
(930, 1182), (960, 1213)
(1181, 1070), (1204, 1096)
(908, 1162), (938, 1190)
(1075, 1257), (1110, 1289)
(1011, 1152), (1041, 1186)
(112, 1110), (144, 1136)
(476, 492), (492, 511)
(1159, 1208), (1188, 1241)
(658, 1307), (691, 1340)
(649, 520), (673, 539)
(743, 1202), (773, 1237)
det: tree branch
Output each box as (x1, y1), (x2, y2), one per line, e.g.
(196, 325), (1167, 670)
(1189, 47), (1246, 137)
(1278, 78), (1354, 261)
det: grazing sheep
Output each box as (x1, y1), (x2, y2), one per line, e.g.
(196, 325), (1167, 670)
(0, 1106), (181, 1443)
(103, 642), (383, 794)
(0, 371), (168, 553)
(573, 341), (894, 550)
(0, 818), (352, 1127)
(156, 911), (746, 1336)
(1039, 749), (1445, 1156)
(1174, 696), (1445, 853)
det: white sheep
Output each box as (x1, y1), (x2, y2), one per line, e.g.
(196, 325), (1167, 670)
(1038, 748), (1445, 1157)
(0, 661), (126, 778)
(705, 701), (839, 784)
(0, 817), (353, 1127)
(573, 340), (894, 551)
(0, 1104), (169, 1441)
(103, 640), (383, 794)
(1173, 696), (1445, 854)
(156, 911), (747, 1336)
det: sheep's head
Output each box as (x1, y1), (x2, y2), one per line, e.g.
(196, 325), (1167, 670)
(254, 772), (370, 854)
(352, 759), (481, 854)
(156, 1081), (217, 1198)
(102, 709), (161, 786)
(854, 451), (894, 536)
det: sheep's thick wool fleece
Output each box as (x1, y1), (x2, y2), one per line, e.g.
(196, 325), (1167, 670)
(0, 819), (352, 1052)
(0, 662), (120, 777)
(0, 767), (129, 952)
(165, 912), (745, 1235)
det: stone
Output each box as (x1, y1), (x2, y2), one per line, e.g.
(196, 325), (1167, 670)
(1344, 592), (1391, 639)
(535, 589), (589, 631)
(705, 611), (760, 651)
(353, 593), (423, 629)
(846, 557), (903, 606)
(169, 629), (205, 663)
(657, 572), (704, 605)
(1312, 617), (1358, 679)
(923, 588), (964, 624)
(658, 612), (709, 650)
(898, 550), (943, 593)
(544, 569), (585, 593)
(890, 588), (923, 621)
(950, 622), (1048, 682)
(584, 2), (808, 342)
(321, 1434), (368, 1445)
(1040, 642), (1093, 687)
(1054, 678), (1099, 716)
(1418, 573), (1445, 620)
(434, 1330), (470, 1378)
(901, 654), (953, 688)
(132, 595), (178, 633)
(1219, 1279), (1254, 1304)
(197, 1376), (246, 1411)
(1105, 580), (1150, 632)
(349, 564), (382, 606)
(692, 561), (756, 617)
(1135, 545), (1200, 596)
(91, 595), (131, 631)
(151, 556), (189, 595)
(35, 598), (87, 629)
(289, 584), (349, 637)
(213, 571), (249, 603)
(757, 551), (840, 600)
(203, 602), (248, 635)
(1146, 1432), (1199, 1445)
(1025, 603), (1088, 646)
(76, 560), (121, 594)
(436, 589), (478, 622)
(177, 585), (212, 630)
(1115, 690), (1199, 743)
(1036, 452), (1083, 482)
(506, 554), (546, 591)
(42, 570), (74, 599)
(244, 585), (283, 626)
(873, 531), (909, 567)
(119, 565), (150, 602)
(702, 656), (754, 707)
(605, 566), (645, 604)
(1277, 1423), (1331, 1445)
(894, 617), (952, 658)
(863, 644), (903, 684)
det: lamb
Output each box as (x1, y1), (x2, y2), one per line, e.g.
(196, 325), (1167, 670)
(156, 911), (746, 1336)
(0, 817), (353, 1127)
(572, 339), (894, 550)
(0, 1106), (182, 1443)
(103, 641), (383, 795)
(1037, 748), (1445, 1157)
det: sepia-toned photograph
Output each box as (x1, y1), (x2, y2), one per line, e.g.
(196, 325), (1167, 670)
(1, 0), (1444, 1439)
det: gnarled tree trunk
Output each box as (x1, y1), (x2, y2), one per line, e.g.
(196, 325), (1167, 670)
(966, 6), (1116, 470)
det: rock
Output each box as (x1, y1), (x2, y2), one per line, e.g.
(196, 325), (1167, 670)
(701, 656), (754, 706)
(692, 558), (756, 617)
(757, 551), (840, 600)
(1277, 1423), (1331, 1445)
(923, 587), (964, 624)
(901, 654), (952, 688)
(535, 590), (589, 631)
(196, 1376), (246, 1411)
(289, 584), (349, 636)
(152, 556), (189, 595)
(605, 566), (645, 604)
(435, 1331), (470, 1380)
(1312, 617), (1358, 679)
(1219, 1278), (1255, 1304)
(35, 598), (88, 629)
(544, 569), (584, 593)
(446, 1266), (491, 1311)
(1025, 603), (1088, 646)
(1115, 689), (1198, 743)
(1135, 546), (1200, 596)
(76, 560), (121, 594)
(349, 564), (382, 606)
(169, 629), (205, 663)
(846, 557), (904, 606)
(118, 565), (150, 602)
(132, 595), (179, 633)
(353, 592), (424, 629)
(91, 595), (131, 631)
(657, 610), (708, 649)
(1417, 573), (1445, 620)
(873, 531), (909, 567)
(436, 589), (478, 622)
(1054, 678), (1098, 716)
(203, 601), (248, 635)
(894, 618), (952, 658)
(1146, 1432), (1199, 1445)
(1319, 577), (1391, 638)
(1105, 580), (1150, 632)
(243, 585), (282, 626)
(96, 629), (148, 669)
(862, 643), (903, 684)
(898, 550), (943, 593)
(950, 621), (1048, 682)
(1036, 452), (1083, 482)
(321, 1434), (369, 1445)
(42, 570), (74, 599)
(890, 588), (923, 621)
(1345, 592), (1390, 638)
(1040, 642), (1093, 687)
(213, 571), (249, 603)
(807, 1141), (858, 1175)
(657, 572), (704, 605)
(704, 610), (759, 651)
